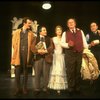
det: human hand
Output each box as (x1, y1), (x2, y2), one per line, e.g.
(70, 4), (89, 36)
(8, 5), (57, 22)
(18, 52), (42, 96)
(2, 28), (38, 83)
(38, 49), (47, 55)
(38, 49), (44, 55)
(90, 41), (95, 47)
(68, 40), (74, 47)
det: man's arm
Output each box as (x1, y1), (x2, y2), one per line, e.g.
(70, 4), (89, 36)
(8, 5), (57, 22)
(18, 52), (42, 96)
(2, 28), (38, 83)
(61, 32), (70, 48)
(46, 38), (54, 53)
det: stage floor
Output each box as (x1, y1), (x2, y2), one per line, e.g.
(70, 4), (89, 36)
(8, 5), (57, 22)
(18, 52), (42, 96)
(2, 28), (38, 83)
(0, 71), (100, 99)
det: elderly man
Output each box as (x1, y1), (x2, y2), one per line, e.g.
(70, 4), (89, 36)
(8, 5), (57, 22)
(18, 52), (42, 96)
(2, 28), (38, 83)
(61, 18), (88, 95)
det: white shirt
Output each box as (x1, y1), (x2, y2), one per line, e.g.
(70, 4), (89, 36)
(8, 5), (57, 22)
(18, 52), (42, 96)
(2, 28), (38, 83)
(70, 28), (76, 33)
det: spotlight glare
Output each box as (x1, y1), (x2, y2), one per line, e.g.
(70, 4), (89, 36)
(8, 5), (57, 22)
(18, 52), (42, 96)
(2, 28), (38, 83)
(42, 2), (51, 10)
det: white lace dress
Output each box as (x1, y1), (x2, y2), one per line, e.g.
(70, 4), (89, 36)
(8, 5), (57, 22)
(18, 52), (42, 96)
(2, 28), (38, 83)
(48, 37), (68, 90)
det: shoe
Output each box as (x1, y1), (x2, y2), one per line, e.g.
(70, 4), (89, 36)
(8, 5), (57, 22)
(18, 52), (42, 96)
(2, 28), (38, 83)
(67, 89), (75, 96)
(43, 88), (49, 95)
(75, 89), (84, 96)
(23, 88), (28, 95)
(43, 88), (47, 91)
(68, 91), (74, 96)
(14, 88), (21, 96)
(34, 91), (40, 95)
(75, 88), (81, 94)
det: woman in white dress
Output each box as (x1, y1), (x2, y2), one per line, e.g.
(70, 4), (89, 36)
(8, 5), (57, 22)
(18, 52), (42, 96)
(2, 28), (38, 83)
(48, 25), (68, 94)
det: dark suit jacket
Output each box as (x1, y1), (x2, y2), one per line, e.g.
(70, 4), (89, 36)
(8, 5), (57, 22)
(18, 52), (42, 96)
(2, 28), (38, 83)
(31, 36), (54, 63)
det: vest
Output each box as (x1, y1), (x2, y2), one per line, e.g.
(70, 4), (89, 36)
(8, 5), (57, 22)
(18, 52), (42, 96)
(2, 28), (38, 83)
(89, 32), (100, 51)
(66, 29), (83, 52)
(20, 29), (28, 53)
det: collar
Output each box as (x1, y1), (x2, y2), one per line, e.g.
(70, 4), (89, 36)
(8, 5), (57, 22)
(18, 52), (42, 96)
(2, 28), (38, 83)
(40, 35), (45, 38)
(93, 30), (98, 34)
(70, 28), (76, 33)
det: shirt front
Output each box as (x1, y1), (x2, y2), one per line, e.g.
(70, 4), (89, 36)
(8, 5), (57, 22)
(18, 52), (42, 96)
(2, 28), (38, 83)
(40, 35), (47, 50)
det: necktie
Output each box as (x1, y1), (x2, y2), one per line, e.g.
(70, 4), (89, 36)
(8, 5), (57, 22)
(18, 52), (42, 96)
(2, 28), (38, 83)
(41, 37), (45, 42)
(72, 30), (75, 33)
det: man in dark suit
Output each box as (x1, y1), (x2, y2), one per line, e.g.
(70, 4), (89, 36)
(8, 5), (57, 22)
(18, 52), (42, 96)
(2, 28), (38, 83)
(31, 26), (54, 94)
(88, 22), (100, 92)
(88, 22), (100, 68)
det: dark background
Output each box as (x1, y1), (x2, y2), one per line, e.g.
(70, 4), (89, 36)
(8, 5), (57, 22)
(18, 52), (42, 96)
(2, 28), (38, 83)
(0, 1), (100, 72)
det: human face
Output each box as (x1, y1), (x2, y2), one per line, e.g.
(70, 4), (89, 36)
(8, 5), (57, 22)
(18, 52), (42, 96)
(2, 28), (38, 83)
(67, 19), (76, 30)
(40, 27), (47, 36)
(23, 19), (32, 30)
(90, 23), (98, 33)
(56, 27), (62, 36)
